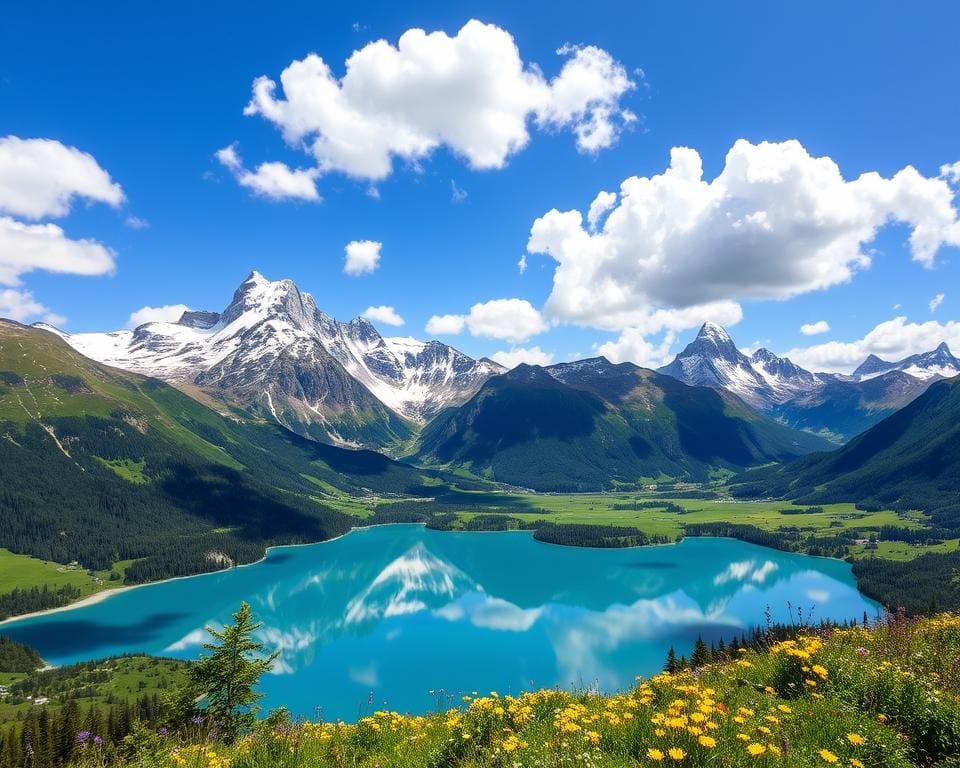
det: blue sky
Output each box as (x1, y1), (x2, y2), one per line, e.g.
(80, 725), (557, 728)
(1, 0), (958, 372)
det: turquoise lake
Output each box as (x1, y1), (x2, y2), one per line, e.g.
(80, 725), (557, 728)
(1, 526), (878, 719)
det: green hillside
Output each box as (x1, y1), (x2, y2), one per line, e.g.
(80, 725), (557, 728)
(415, 361), (832, 491)
(731, 375), (960, 528)
(0, 321), (440, 589)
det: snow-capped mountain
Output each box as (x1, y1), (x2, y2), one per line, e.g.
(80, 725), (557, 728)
(41, 272), (503, 450)
(657, 322), (813, 409)
(658, 323), (941, 442)
(851, 342), (960, 381)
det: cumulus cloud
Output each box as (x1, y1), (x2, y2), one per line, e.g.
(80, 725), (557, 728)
(343, 240), (382, 275)
(800, 320), (831, 336)
(930, 293), (945, 313)
(127, 304), (191, 328)
(425, 313), (466, 336)
(490, 345), (554, 368)
(427, 298), (547, 343)
(0, 136), (124, 219)
(527, 139), (960, 337)
(0, 137), (122, 305)
(586, 190), (616, 230)
(215, 144), (320, 201)
(595, 329), (677, 368)
(361, 304), (405, 326)
(785, 316), (960, 373)
(0, 216), (116, 287)
(0, 288), (64, 325)
(239, 20), (634, 187)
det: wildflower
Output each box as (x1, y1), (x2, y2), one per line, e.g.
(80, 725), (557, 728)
(812, 664), (829, 680)
(647, 747), (665, 761)
(747, 742), (767, 756)
(668, 746), (686, 761)
(698, 735), (717, 748)
(846, 732), (865, 745)
(76, 731), (91, 744)
(818, 748), (839, 763)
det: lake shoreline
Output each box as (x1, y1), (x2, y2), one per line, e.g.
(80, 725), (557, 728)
(0, 524), (865, 627)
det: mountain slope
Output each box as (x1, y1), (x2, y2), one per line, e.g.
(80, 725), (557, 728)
(0, 320), (441, 582)
(43, 272), (502, 451)
(852, 342), (960, 381)
(659, 323), (935, 441)
(415, 359), (832, 491)
(731, 375), (960, 529)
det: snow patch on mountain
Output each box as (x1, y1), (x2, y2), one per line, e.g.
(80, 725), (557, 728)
(42, 272), (503, 424)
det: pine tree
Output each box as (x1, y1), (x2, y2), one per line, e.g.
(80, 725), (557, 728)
(189, 602), (278, 741)
(664, 646), (678, 673)
(58, 699), (81, 764)
(691, 636), (711, 668)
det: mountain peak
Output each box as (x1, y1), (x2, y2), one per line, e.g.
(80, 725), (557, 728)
(697, 322), (733, 344)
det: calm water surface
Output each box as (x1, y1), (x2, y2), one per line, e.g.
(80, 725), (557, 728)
(2, 526), (878, 719)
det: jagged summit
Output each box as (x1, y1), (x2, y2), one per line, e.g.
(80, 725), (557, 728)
(852, 342), (960, 381)
(40, 272), (503, 450)
(657, 323), (949, 442)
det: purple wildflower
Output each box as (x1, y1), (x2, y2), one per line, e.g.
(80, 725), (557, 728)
(77, 731), (91, 744)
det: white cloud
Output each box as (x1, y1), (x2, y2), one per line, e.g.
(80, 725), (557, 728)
(586, 190), (616, 230)
(215, 144), (320, 201)
(426, 298), (548, 343)
(343, 239), (382, 275)
(785, 316), (960, 373)
(595, 329), (677, 368)
(800, 320), (831, 336)
(467, 299), (548, 342)
(517, 254), (527, 274)
(127, 303), (191, 328)
(930, 293), (945, 313)
(0, 216), (116, 287)
(425, 313), (466, 335)
(450, 180), (468, 203)
(0, 288), (64, 325)
(527, 139), (960, 335)
(490, 346), (554, 368)
(124, 216), (149, 230)
(240, 20), (634, 184)
(941, 161), (960, 184)
(0, 136), (124, 219)
(361, 304), (405, 326)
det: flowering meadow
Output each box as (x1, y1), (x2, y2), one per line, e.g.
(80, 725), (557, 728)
(74, 613), (960, 768)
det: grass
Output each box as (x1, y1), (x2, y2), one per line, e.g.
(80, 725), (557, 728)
(95, 457), (150, 484)
(0, 655), (189, 723)
(362, 490), (934, 557)
(0, 548), (116, 598)
(87, 613), (960, 768)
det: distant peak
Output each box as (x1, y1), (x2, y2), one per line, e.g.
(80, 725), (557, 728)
(697, 322), (733, 343)
(751, 348), (777, 362)
(935, 341), (952, 354)
(244, 270), (269, 284)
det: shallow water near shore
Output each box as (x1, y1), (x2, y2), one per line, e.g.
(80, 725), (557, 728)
(1, 525), (878, 719)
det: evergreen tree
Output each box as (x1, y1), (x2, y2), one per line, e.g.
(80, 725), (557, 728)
(691, 636), (711, 668)
(58, 699), (81, 765)
(664, 646), (678, 674)
(189, 602), (278, 741)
